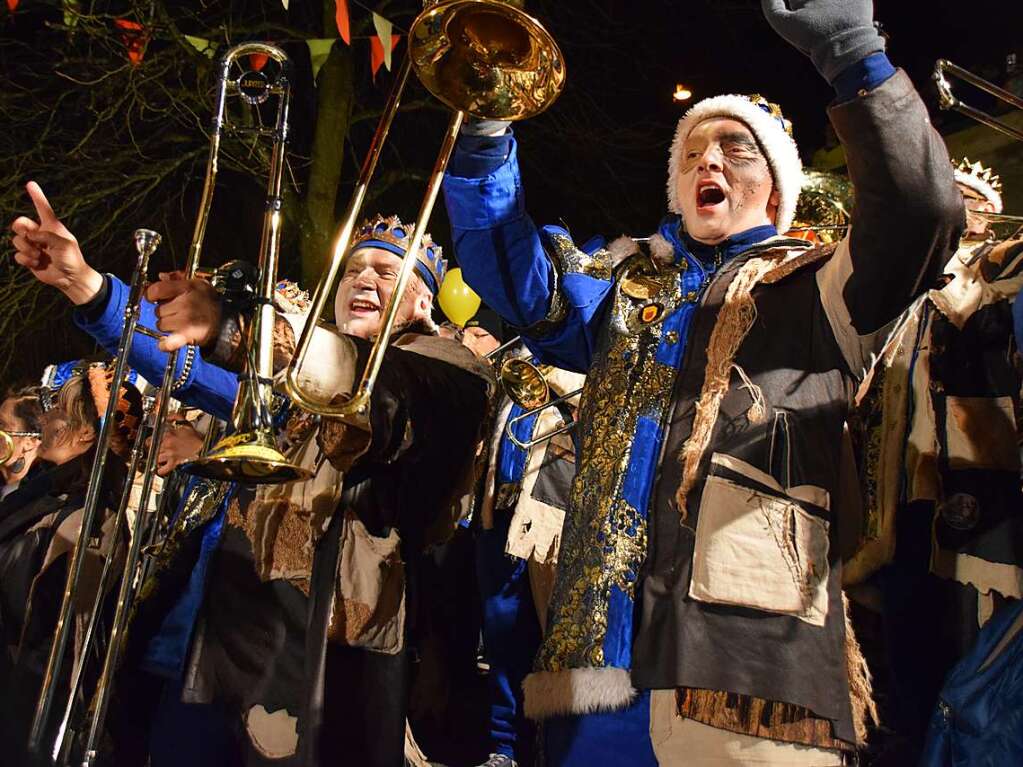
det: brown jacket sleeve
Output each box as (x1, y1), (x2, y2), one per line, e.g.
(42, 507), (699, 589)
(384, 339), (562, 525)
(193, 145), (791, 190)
(817, 70), (965, 375)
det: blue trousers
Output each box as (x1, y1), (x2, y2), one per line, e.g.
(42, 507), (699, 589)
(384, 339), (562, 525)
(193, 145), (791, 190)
(543, 692), (658, 767)
(476, 518), (543, 760)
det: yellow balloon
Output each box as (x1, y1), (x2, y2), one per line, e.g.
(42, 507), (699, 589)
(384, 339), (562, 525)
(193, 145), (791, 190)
(437, 267), (482, 327)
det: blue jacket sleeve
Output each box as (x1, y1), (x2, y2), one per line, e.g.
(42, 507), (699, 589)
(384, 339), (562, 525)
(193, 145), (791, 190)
(443, 136), (612, 372)
(72, 275), (239, 420)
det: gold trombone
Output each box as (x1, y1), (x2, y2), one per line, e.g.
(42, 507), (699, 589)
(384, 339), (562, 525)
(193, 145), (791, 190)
(485, 337), (580, 449)
(500, 357), (580, 450)
(933, 59), (1023, 142)
(30, 43), (306, 765)
(284, 0), (565, 424)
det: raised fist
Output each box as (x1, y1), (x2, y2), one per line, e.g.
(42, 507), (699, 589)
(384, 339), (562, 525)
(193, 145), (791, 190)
(761, 0), (884, 84)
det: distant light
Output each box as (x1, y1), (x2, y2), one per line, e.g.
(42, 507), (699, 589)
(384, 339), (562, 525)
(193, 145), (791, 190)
(673, 84), (693, 102)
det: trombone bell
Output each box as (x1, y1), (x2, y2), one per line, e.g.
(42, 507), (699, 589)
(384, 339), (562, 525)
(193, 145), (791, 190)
(500, 357), (550, 410)
(181, 380), (310, 484)
(410, 0), (565, 120)
(180, 431), (308, 483)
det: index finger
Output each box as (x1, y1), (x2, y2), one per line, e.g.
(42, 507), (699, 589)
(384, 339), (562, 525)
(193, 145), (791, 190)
(25, 181), (59, 226)
(145, 279), (192, 303)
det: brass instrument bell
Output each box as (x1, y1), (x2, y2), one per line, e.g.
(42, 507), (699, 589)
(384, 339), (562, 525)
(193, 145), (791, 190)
(500, 357), (551, 410)
(284, 0), (565, 421)
(411, 0), (566, 121)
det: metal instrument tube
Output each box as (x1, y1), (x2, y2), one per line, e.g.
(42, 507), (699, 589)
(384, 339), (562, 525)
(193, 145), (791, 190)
(934, 59), (1023, 142)
(49, 394), (154, 762)
(284, 55), (414, 417)
(505, 386), (582, 450)
(27, 230), (162, 754)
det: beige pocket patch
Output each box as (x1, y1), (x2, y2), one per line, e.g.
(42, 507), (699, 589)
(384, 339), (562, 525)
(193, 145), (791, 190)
(329, 512), (406, 654)
(945, 396), (1020, 471)
(689, 454), (830, 626)
(245, 705), (298, 759)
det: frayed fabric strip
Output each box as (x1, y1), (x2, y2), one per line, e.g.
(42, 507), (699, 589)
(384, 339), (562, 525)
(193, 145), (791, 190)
(522, 666), (637, 720)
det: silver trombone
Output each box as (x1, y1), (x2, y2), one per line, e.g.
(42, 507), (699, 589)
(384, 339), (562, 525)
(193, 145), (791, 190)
(31, 42), (302, 765)
(27, 228), (163, 760)
(933, 59), (1023, 142)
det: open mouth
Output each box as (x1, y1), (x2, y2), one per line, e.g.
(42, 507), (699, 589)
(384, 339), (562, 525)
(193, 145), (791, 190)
(349, 298), (380, 316)
(696, 181), (726, 210)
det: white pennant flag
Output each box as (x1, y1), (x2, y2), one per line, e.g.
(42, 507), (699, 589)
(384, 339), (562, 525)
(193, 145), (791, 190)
(372, 12), (394, 71)
(282, 0), (289, 8)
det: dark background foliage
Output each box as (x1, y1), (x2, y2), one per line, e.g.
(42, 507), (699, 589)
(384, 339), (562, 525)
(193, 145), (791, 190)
(0, 0), (1019, 383)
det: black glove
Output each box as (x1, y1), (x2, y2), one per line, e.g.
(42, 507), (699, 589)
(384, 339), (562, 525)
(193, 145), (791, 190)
(761, 0), (885, 84)
(460, 117), (512, 137)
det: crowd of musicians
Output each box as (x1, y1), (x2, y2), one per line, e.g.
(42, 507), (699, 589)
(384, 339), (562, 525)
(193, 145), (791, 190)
(3, 1), (1023, 765)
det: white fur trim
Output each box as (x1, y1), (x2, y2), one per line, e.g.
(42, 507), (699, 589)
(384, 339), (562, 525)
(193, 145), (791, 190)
(954, 169), (1003, 214)
(607, 235), (640, 266)
(668, 94), (803, 234)
(522, 667), (636, 719)
(648, 232), (676, 266)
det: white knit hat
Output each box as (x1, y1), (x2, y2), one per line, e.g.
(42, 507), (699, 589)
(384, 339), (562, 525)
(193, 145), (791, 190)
(668, 94), (803, 234)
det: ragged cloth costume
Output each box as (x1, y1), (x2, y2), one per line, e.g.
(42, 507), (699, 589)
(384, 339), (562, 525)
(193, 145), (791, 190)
(71, 223), (494, 767)
(476, 354), (583, 763)
(846, 156), (1023, 748)
(442, 44), (964, 763)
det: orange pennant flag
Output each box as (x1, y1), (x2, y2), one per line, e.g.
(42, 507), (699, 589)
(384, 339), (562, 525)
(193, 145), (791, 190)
(249, 53), (269, 71)
(335, 0), (351, 45)
(7, 0), (19, 12)
(114, 18), (148, 67)
(370, 34), (401, 79)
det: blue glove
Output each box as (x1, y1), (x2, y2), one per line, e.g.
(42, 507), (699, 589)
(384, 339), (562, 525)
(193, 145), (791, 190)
(761, 0), (885, 84)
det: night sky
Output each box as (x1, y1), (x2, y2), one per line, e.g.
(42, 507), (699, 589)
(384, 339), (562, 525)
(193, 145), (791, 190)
(485, 0), (1023, 240)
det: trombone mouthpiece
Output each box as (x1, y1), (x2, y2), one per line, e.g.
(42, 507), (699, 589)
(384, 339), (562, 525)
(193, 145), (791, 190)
(133, 228), (163, 257)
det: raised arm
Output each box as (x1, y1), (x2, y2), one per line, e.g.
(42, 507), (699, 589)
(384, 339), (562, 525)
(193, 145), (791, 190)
(764, 0), (964, 375)
(443, 131), (613, 372)
(826, 71), (964, 337)
(9, 181), (238, 420)
(73, 275), (238, 420)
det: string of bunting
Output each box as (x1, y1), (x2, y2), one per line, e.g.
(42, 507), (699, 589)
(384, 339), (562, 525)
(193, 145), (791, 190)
(5, 0), (405, 81)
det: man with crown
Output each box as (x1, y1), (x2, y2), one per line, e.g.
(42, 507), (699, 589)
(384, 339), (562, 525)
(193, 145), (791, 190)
(440, 0), (964, 764)
(845, 156), (1023, 757)
(11, 197), (495, 765)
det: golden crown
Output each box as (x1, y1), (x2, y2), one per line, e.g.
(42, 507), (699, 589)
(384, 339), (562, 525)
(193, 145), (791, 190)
(955, 157), (1002, 194)
(351, 214), (447, 293)
(748, 94), (793, 137)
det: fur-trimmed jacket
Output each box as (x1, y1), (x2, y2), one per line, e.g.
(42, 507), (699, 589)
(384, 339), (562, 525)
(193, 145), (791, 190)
(443, 69), (964, 750)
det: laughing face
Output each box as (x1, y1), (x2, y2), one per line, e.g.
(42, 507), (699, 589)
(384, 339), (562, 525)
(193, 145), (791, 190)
(333, 247), (432, 339)
(676, 117), (779, 245)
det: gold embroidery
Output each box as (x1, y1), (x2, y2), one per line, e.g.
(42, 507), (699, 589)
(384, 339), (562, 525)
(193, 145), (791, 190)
(536, 255), (681, 671)
(135, 477), (228, 605)
(547, 232), (615, 281)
